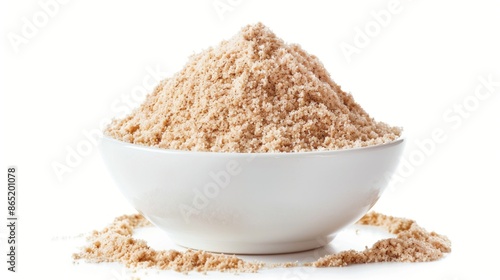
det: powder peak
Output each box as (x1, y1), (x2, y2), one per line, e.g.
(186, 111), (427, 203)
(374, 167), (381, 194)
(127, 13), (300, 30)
(239, 22), (281, 55)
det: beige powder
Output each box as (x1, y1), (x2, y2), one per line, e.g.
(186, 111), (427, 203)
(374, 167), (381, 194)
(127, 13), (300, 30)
(105, 23), (401, 152)
(73, 212), (450, 273)
(308, 212), (451, 267)
(72, 214), (263, 273)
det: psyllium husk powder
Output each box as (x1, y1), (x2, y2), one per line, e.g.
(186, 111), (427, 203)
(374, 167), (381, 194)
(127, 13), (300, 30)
(105, 23), (401, 152)
(73, 212), (451, 273)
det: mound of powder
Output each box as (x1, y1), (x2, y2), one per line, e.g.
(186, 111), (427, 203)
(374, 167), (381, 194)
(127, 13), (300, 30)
(105, 23), (401, 152)
(73, 212), (450, 273)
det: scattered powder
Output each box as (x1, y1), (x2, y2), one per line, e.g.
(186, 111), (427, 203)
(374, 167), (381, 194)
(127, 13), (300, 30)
(308, 212), (452, 267)
(73, 212), (450, 273)
(105, 23), (401, 152)
(72, 214), (263, 273)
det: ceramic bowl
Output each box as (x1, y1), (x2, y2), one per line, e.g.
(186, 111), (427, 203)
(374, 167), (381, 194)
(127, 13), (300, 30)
(100, 135), (404, 254)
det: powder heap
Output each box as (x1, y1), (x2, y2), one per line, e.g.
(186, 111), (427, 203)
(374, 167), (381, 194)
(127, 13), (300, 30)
(105, 23), (401, 152)
(73, 212), (450, 273)
(309, 212), (452, 267)
(72, 214), (263, 273)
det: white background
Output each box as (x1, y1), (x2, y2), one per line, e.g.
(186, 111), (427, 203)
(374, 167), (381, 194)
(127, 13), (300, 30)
(1, 0), (499, 279)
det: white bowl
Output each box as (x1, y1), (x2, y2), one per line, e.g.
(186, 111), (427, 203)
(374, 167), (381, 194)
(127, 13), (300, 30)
(100, 135), (405, 254)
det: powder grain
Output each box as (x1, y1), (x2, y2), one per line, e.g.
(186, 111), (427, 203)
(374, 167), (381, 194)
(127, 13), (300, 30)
(105, 23), (401, 152)
(73, 212), (450, 273)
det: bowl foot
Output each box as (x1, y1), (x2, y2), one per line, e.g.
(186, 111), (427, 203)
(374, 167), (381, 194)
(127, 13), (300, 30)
(170, 235), (336, 254)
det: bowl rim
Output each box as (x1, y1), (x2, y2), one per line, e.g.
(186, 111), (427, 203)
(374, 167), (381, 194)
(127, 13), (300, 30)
(101, 133), (405, 157)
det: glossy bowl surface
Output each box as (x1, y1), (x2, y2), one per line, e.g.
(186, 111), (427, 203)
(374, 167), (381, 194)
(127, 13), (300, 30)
(100, 136), (404, 254)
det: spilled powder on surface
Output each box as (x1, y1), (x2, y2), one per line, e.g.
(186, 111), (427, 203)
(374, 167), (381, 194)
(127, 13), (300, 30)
(72, 214), (263, 273)
(308, 212), (451, 267)
(73, 212), (451, 273)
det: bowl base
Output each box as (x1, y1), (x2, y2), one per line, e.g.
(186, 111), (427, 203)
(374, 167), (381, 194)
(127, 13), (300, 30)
(170, 235), (336, 255)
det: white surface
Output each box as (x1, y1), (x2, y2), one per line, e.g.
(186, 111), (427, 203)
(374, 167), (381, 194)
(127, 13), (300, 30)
(100, 136), (404, 254)
(0, 0), (499, 279)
